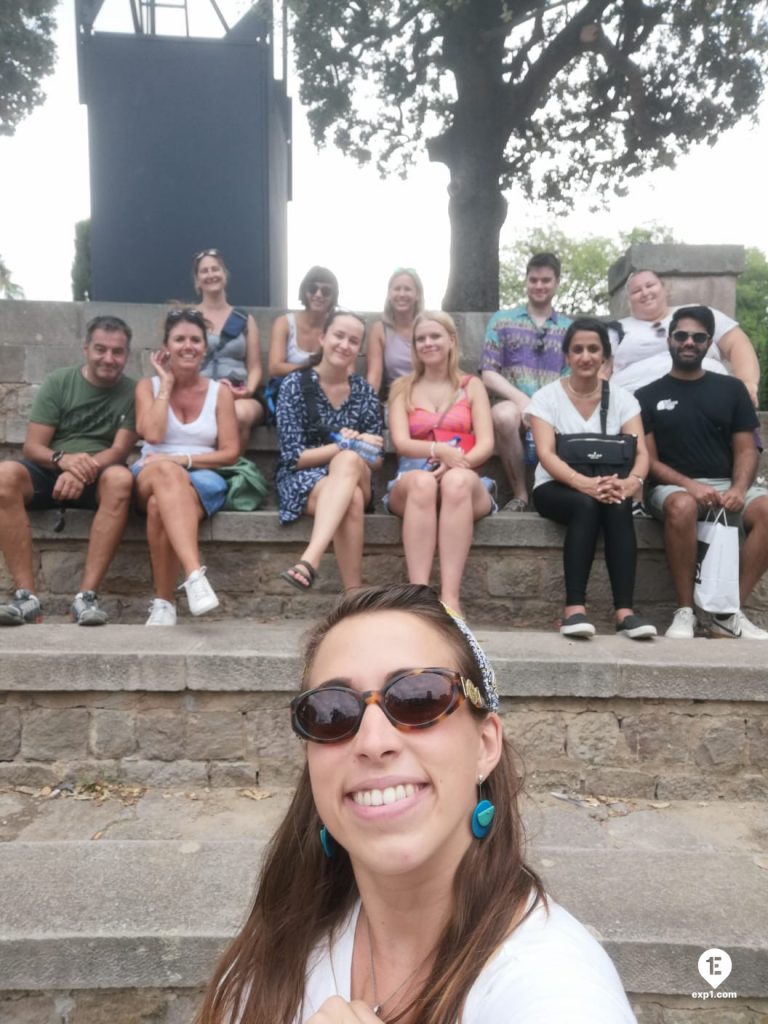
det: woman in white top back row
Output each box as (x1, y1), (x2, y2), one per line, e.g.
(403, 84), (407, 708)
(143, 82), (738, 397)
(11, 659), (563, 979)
(609, 269), (760, 404)
(133, 308), (239, 625)
(269, 266), (340, 381)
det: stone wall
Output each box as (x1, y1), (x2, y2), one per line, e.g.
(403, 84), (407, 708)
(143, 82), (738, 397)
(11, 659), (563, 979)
(1, 690), (766, 799)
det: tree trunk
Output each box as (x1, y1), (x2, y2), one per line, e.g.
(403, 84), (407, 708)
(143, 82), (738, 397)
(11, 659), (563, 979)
(441, 160), (508, 312)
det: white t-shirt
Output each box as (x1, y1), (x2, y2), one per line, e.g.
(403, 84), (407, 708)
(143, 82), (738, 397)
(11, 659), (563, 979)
(611, 306), (736, 393)
(527, 380), (641, 489)
(298, 898), (636, 1023)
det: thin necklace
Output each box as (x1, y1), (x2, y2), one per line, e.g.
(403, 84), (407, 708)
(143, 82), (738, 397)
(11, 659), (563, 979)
(565, 377), (601, 399)
(366, 914), (430, 1019)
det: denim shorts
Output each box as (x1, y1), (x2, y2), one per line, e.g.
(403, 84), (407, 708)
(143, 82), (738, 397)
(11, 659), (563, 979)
(382, 460), (497, 514)
(131, 461), (227, 518)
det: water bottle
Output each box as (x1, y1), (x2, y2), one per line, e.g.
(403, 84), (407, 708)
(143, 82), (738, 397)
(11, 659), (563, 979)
(523, 428), (537, 466)
(331, 433), (381, 465)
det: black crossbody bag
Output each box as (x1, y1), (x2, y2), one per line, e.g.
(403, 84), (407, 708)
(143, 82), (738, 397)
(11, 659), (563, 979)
(555, 380), (637, 478)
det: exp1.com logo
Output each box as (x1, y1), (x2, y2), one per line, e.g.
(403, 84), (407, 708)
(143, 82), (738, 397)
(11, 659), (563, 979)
(694, 948), (737, 1000)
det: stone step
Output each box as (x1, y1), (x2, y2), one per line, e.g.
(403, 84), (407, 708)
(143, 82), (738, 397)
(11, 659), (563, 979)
(10, 507), (768, 630)
(1, 624), (766, 799)
(0, 787), (765, 1017)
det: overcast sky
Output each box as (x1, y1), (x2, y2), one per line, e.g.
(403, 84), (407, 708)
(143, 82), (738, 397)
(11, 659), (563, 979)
(2, 0), (768, 310)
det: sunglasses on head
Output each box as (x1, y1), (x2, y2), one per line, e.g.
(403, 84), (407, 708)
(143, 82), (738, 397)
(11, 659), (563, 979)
(166, 307), (207, 328)
(194, 248), (222, 266)
(308, 283), (334, 298)
(671, 330), (709, 344)
(291, 667), (487, 744)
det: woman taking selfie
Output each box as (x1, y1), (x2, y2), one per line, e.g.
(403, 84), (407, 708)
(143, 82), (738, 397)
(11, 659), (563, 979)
(196, 584), (636, 1023)
(133, 308), (239, 625)
(193, 248), (265, 452)
(366, 268), (424, 395)
(275, 310), (383, 593)
(387, 312), (494, 616)
(528, 317), (655, 640)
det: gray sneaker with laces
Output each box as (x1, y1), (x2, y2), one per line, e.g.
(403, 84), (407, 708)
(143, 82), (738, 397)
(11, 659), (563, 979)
(0, 589), (43, 625)
(71, 591), (108, 626)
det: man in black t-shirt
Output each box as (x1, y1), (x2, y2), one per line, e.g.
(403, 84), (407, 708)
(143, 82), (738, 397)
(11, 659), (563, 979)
(637, 305), (768, 641)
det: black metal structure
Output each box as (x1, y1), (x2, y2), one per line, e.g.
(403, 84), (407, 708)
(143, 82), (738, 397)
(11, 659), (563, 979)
(75, 0), (291, 305)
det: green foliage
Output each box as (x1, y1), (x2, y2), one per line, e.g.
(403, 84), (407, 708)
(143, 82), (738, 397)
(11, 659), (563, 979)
(735, 247), (768, 408)
(0, 254), (25, 299)
(71, 219), (91, 302)
(499, 225), (677, 314)
(0, 0), (57, 137)
(289, 1), (768, 205)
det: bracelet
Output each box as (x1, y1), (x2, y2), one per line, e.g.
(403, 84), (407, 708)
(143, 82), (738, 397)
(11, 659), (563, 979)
(186, 453), (192, 469)
(632, 474), (645, 487)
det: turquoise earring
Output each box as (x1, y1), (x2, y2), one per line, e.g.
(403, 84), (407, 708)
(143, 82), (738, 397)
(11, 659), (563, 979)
(471, 774), (495, 840)
(319, 824), (335, 858)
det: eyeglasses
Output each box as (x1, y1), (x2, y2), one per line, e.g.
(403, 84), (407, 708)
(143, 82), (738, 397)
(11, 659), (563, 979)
(307, 283), (334, 298)
(652, 322), (667, 338)
(290, 667), (486, 744)
(671, 330), (710, 344)
(166, 307), (207, 328)
(193, 248), (222, 266)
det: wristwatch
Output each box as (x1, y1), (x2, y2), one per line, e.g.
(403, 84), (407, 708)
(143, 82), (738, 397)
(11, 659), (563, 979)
(51, 450), (65, 467)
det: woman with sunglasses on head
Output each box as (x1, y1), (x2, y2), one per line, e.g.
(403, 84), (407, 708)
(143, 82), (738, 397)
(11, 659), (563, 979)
(276, 309), (383, 593)
(527, 318), (656, 640)
(133, 308), (239, 625)
(386, 312), (495, 617)
(366, 268), (424, 395)
(197, 583), (637, 1024)
(192, 249), (265, 453)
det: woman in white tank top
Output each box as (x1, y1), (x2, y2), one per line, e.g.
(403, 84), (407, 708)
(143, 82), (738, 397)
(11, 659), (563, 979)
(133, 308), (239, 625)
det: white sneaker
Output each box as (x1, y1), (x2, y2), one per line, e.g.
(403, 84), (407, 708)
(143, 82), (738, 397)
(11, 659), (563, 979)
(145, 598), (177, 626)
(180, 567), (219, 616)
(711, 610), (768, 640)
(665, 607), (697, 639)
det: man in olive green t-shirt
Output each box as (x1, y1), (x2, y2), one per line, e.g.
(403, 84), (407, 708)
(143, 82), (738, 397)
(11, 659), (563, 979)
(0, 315), (137, 625)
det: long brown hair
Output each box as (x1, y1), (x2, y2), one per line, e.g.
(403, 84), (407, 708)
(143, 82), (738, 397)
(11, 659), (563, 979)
(196, 584), (544, 1024)
(389, 311), (462, 412)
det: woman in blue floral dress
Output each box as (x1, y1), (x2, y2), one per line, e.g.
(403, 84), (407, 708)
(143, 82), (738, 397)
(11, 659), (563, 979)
(276, 310), (384, 592)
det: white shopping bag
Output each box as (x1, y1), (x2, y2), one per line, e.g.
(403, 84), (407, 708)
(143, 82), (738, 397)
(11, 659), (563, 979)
(694, 509), (740, 613)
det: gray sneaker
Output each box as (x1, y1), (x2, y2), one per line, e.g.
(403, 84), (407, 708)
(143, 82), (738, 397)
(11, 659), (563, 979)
(0, 589), (43, 626)
(71, 591), (108, 626)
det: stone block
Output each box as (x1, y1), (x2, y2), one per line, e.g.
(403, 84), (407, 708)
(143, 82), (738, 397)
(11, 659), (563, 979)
(208, 761), (259, 787)
(120, 759), (209, 787)
(693, 718), (747, 767)
(89, 710), (137, 759)
(566, 712), (626, 764)
(66, 988), (191, 1024)
(22, 708), (89, 760)
(747, 719), (768, 767)
(136, 711), (185, 761)
(0, 707), (21, 759)
(0, 345), (26, 383)
(245, 708), (304, 780)
(581, 766), (657, 799)
(0, 992), (54, 1024)
(502, 711), (566, 760)
(185, 711), (244, 760)
(486, 555), (541, 599)
(621, 712), (692, 764)
(0, 762), (59, 787)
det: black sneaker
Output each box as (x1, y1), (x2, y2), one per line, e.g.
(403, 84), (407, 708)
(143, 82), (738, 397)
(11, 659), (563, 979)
(71, 591), (108, 626)
(0, 589), (43, 626)
(616, 614), (657, 640)
(560, 613), (596, 638)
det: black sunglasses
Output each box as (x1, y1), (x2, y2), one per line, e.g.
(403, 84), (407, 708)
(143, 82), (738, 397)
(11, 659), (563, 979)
(671, 330), (710, 345)
(193, 248), (222, 266)
(307, 283), (334, 298)
(291, 667), (485, 744)
(533, 325), (548, 352)
(166, 307), (207, 328)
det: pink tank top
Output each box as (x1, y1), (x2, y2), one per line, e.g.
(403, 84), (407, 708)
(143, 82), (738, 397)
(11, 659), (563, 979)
(408, 376), (473, 439)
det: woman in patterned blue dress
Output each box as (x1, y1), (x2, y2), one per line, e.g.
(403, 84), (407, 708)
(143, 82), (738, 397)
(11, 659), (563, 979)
(276, 311), (384, 592)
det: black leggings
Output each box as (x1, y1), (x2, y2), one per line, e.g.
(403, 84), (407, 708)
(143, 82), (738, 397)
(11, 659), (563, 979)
(533, 481), (637, 608)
